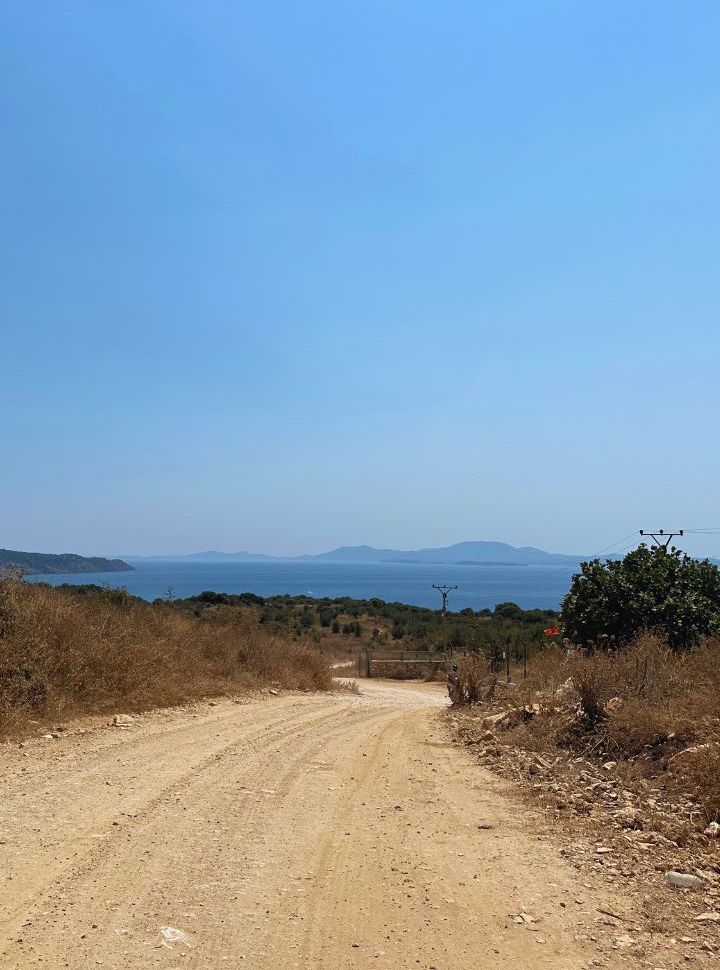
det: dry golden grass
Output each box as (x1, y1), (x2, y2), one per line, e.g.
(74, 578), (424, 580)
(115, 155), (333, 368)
(0, 578), (332, 736)
(509, 633), (720, 819)
(451, 634), (720, 822)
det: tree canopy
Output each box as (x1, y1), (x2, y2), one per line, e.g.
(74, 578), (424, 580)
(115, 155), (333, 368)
(561, 545), (720, 649)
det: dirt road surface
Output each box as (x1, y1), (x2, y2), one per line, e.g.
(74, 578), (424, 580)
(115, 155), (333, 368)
(0, 681), (630, 969)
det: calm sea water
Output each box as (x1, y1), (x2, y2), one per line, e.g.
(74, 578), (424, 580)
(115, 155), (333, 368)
(24, 559), (579, 610)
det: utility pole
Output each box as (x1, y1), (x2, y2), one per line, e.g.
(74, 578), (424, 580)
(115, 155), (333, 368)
(432, 584), (457, 659)
(639, 529), (684, 551)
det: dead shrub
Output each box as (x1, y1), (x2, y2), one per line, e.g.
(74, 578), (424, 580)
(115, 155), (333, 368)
(450, 653), (496, 706)
(335, 678), (360, 694)
(521, 645), (570, 696)
(612, 633), (681, 700)
(566, 650), (616, 724)
(603, 698), (694, 759)
(673, 739), (720, 822)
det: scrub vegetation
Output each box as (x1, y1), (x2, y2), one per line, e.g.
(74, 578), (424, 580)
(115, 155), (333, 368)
(175, 589), (558, 665)
(0, 577), (332, 737)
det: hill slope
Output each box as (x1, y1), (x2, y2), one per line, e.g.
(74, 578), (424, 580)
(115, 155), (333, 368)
(0, 548), (133, 575)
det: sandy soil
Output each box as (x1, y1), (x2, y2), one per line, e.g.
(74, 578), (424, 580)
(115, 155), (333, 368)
(0, 681), (633, 969)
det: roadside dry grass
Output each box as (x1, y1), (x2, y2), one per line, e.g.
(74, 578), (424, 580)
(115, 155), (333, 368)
(0, 578), (332, 737)
(452, 635), (720, 823)
(523, 635), (720, 818)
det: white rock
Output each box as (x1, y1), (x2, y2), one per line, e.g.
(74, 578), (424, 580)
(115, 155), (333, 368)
(665, 871), (706, 890)
(160, 926), (192, 947)
(482, 712), (509, 729)
(112, 714), (135, 728)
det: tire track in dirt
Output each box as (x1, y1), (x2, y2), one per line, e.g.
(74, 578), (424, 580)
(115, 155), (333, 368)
(0, 683), (634, 969)
(0, 702), (351, 955)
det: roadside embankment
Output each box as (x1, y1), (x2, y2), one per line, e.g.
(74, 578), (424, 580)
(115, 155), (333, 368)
(449, 635), (720, 958)
(0, 578), (332, 737)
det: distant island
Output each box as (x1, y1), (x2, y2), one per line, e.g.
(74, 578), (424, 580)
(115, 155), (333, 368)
(0, 548), (133, 576)
(301, 542), (584, 565)
(133, 540), (586, 567)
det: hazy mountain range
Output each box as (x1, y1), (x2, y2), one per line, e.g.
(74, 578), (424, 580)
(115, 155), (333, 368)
(131, 541), (586, 566)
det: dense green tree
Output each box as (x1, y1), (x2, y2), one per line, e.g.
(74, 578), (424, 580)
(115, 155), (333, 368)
(561, 545), (720, 650)
(493, 601), (523, 619)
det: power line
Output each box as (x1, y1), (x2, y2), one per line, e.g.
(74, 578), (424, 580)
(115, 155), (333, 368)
(591, 531), (639, 558)
(614, 539), (641, 557)
(591, 525), (719, 563)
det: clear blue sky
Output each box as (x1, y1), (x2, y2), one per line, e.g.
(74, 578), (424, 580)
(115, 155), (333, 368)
(2, 1), (719, 558)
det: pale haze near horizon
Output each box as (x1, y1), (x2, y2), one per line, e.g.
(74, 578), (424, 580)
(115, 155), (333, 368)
(2, 2), (719, 561)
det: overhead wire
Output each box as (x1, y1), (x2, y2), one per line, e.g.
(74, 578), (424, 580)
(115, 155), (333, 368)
(591, 531), (639, 558)
(613, 539), (641, 557)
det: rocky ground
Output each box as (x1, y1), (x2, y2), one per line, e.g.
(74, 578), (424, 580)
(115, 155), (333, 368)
(450, 699), (720, 967)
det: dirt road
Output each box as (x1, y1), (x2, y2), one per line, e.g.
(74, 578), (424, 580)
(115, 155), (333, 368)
(0, 681), (626, 969)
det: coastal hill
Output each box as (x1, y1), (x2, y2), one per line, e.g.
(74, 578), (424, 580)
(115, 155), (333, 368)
(0, 549), (133, 575)
(149, 540), (585, 567)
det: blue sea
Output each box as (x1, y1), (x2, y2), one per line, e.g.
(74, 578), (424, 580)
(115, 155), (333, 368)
(24, 559), (579, 611)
